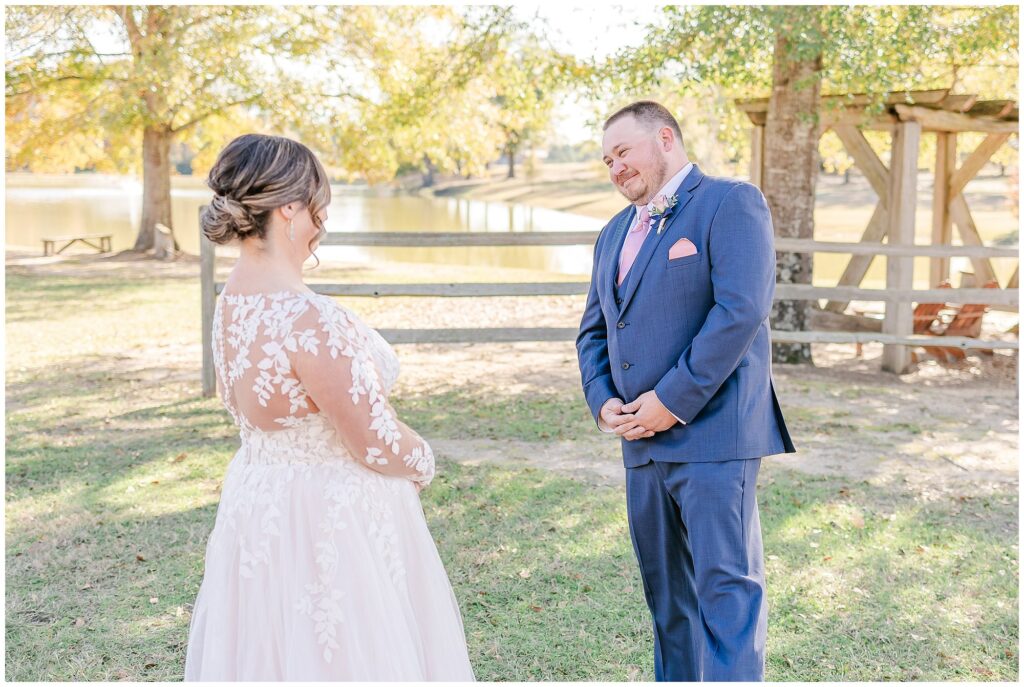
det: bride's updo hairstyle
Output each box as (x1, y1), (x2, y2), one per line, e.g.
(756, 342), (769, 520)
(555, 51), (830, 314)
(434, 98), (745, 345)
(201, 133), (331, 247)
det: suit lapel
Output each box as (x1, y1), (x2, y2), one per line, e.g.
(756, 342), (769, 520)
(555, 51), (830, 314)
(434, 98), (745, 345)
(618, 166), (705, 314)
(602, 205), (636, 311)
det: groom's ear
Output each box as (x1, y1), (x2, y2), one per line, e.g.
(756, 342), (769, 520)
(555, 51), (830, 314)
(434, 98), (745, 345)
(658, 126), (676, 151)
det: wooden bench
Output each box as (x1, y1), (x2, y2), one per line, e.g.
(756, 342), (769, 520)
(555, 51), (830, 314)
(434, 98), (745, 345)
(42, 234), (113, 256)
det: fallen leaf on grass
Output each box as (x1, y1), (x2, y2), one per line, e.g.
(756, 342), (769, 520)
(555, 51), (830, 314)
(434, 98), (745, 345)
(518, 569), (531, 579)
(135, 554), (146, 562)
(850, 511), (865, 529)
(529, 605), (543, 612)
(79, 583), (92, 591)
(74, 617), (86, 627)
(169, 453), (187, 463)
(149, 597), (159, 604)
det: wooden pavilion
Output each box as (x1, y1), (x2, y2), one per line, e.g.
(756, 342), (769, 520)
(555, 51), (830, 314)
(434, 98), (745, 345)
(737, 89), (1019, 372)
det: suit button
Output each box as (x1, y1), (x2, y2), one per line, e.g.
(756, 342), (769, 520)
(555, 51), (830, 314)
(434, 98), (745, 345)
(622, 362), (630, 370)
(615, 297), (622, 305)
(617, 322), (625, 329)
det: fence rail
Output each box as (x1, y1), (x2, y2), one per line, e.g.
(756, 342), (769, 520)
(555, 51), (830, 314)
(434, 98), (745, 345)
(200, 228), (1018, 395)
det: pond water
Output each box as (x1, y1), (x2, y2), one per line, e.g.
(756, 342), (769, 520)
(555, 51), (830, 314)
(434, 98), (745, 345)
(5, 174), (604, 275)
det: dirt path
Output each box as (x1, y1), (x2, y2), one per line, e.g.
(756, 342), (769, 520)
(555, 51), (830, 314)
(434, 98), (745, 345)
(397, 340), (1018, 496)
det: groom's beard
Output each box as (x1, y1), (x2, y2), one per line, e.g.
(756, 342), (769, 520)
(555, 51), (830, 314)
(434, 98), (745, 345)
(619, 158), (669, 205)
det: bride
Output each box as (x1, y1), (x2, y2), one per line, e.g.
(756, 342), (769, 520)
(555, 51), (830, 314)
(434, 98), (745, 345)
(184, 134), (474, 681)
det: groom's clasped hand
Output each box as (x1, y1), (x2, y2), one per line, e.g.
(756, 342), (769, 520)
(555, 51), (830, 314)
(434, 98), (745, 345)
(600, 392), (678, 440)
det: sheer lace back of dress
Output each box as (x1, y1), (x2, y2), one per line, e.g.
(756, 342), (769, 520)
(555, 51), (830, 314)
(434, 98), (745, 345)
(211, 290), (433, 484)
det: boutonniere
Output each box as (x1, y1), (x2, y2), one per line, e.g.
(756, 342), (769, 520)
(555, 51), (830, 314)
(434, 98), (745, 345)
(648, 194), (678, 234)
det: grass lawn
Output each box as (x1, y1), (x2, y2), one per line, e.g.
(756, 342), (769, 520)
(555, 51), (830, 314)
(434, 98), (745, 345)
(5, 259), (1018, 680)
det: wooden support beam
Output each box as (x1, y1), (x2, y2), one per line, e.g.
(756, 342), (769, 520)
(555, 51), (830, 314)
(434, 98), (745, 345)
(1008, 265), (1019, 290)
(200, 231), (217, 397)
(379, 327), (580, 344)
(940, 94), (979, 112)
(882, 120), (921, 373)
(375, 327), (1019, 350)
(964, 100), (1017, 118)
(894, 104), (1019, 133)
(823, 125), (892, 314)
(822, 204), (888, 313)
(260, 282), (592, 298)
(770, 331), (1018, 350)
(319, 231), (600, 247)
(775, 284), (1018, 306)
(948, 195), (1000, 284)
(948, 133), (1013, 197)
(931, 132), (955, 286)
(750, 125), (766, 188)
(737, 89), (950, 112)
(775, 238), (1018, 259)
(831, 125), (891, 201)
(821, 109), (898, 131)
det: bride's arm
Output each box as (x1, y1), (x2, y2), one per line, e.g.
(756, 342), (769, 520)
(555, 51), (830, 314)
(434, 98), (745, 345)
(290, 309), (434, 486)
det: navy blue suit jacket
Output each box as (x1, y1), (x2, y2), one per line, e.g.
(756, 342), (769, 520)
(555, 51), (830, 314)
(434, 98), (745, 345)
(576, 165), (795, 467)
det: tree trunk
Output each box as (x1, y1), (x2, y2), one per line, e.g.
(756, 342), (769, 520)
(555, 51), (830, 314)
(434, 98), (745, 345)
(421, 153), (438, 188)
(763, 7), (823, 365)
(133, 125), (175, 252)
(506, 137), (517, 179)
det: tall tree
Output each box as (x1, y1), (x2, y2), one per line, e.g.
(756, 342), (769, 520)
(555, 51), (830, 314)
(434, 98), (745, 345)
(5, 5), (519, 250)
(613, 4), (1018, 364)
(486, 35), (568, 179)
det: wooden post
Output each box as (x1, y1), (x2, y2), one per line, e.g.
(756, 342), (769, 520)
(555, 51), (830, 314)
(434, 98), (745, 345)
(200, 209), (217, 397)
(750, 124), (766, 188)
(153, 223), (175, 261)
(882, 119), (921, 374)
(930, 132), (955, 286)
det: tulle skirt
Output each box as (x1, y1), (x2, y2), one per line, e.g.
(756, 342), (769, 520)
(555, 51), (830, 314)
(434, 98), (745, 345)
(184, 441), (475, 681)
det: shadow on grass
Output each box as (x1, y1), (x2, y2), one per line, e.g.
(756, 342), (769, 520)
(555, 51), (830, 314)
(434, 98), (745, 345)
(6, 270), (192, 324)
(6, 434), (1018, 681)
(6, 335), (1017, 681)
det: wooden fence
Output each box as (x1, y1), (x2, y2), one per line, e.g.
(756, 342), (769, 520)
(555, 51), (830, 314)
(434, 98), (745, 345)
(200, 229), (1018, 396)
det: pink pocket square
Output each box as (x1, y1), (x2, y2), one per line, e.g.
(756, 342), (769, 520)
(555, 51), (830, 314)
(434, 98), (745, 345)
(668, 238), (698, 260)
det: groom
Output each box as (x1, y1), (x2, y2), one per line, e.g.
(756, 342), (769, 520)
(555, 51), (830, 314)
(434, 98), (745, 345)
(576, 101), (795, 681)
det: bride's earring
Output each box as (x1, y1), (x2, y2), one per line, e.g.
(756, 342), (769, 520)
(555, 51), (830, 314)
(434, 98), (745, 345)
(289, 219), (295, 241)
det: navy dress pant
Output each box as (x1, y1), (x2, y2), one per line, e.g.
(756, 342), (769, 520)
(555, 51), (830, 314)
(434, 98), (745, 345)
(625, 458), (766, 681)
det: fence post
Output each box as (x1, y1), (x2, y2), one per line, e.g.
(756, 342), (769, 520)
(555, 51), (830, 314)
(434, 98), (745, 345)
(199, 208), (217, 397)
(882, 119), (921, 374)
(750, 124), (766, 188)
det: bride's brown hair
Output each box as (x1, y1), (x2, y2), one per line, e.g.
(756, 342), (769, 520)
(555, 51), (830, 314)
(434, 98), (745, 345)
(201, 134), (331, 261)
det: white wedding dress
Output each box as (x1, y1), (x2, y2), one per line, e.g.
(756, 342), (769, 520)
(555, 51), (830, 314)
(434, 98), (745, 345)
(184, 290), (474, 681)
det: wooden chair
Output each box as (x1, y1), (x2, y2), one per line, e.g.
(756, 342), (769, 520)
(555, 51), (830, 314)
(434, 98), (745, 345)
(935, 280), (999, 361)
(910, 281), (953, 363)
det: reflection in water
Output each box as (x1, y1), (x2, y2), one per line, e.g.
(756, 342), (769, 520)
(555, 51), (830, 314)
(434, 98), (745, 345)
(5, 175), (603, 275)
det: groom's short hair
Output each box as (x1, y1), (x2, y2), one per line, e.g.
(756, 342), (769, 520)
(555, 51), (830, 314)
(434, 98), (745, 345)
(604, 101), (683, 143)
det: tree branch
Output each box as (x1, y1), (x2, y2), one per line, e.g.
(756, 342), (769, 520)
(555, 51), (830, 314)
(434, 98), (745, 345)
(170, 94), (264, 134)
